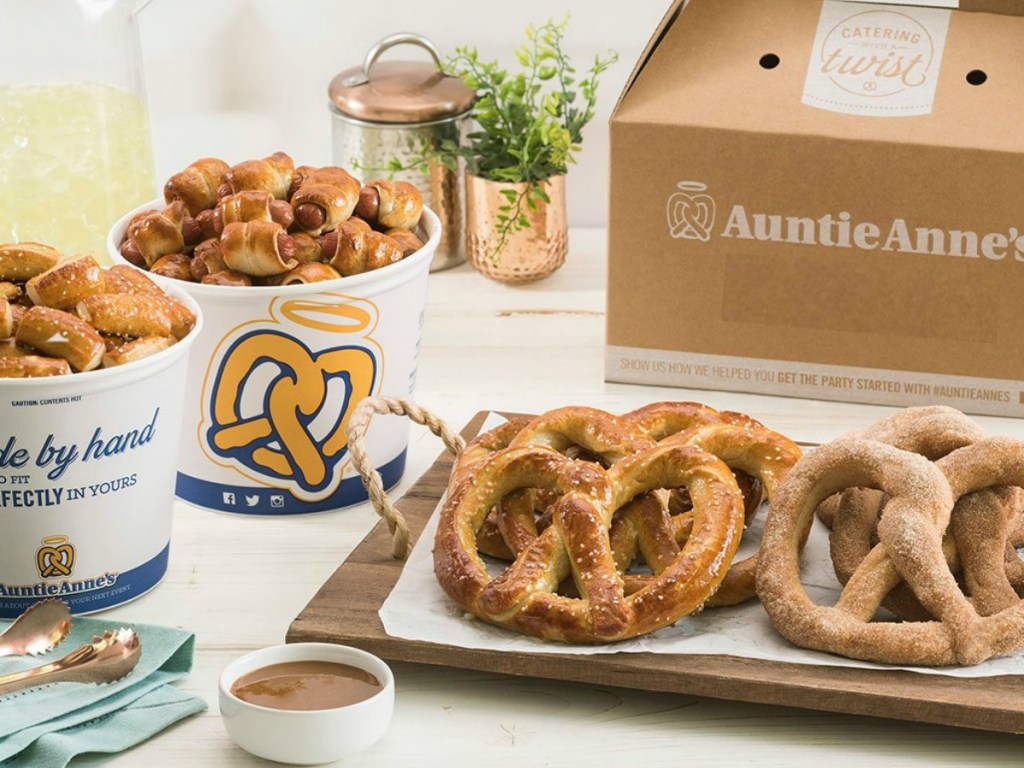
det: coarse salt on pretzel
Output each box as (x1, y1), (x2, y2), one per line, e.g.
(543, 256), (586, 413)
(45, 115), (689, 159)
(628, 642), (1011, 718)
(15, 306), (105, 373)
(626, 421), (803, 606)
(25, 255), (106, 311)
(0, 354), (72, 378)
(102, 335), (175, 368)
(77, 294), (174, 339)
(0, 242), (61, 282)
(435, 441), (745, 643)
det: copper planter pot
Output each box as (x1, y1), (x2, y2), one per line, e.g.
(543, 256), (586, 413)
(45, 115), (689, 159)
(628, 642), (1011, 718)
(465, 174), (567, 283)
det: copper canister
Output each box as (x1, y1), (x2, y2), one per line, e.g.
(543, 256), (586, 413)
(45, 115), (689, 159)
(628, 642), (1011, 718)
(329, 34), (474, 272)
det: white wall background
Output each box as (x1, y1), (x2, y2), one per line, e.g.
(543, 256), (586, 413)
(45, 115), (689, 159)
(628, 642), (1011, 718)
(139, 0), (669, 228)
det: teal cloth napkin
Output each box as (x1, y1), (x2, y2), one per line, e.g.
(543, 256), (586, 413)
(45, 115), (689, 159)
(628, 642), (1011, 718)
(0, 616), (207, 768)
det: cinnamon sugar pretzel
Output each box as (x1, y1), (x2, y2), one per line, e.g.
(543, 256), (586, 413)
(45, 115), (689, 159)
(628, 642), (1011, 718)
(435, 403), (801, 641)
(758, 407), (1024, 666)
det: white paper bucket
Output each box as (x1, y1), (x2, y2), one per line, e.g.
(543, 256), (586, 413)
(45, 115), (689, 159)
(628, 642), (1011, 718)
(0, 287), (202, 618)
(107, 203), (439, 515)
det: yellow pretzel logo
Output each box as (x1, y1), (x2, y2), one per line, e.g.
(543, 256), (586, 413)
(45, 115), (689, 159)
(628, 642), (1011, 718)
(36, 535), (75, 579)
(202, 296), (381, 502)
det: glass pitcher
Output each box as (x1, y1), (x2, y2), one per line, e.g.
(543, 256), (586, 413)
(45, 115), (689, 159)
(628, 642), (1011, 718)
(0, 0), (156, 260)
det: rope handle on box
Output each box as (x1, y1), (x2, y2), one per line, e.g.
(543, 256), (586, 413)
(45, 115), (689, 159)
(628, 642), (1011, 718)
(345, 396), (466, 559)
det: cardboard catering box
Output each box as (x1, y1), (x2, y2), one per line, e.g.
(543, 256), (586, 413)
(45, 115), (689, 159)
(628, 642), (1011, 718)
(606, 0), (1024, 417)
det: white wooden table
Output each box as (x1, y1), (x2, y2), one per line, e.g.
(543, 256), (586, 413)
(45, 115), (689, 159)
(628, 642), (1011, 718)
(80, 229), (1024, 766)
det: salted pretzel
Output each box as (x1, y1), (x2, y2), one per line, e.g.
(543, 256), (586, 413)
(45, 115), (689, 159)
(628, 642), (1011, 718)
(634, 421), (803, 606)
(102, 335), (174, 368)
(0, 297), (14, 339)
(0, 242), (60, 282)
(0, 354), (72, 378)
(221, 151), (295, 200)
(164, 157), (230, 215)
(77, 294), (174, 339)
(25, 255), (106, 311)
(435, 441), (746, 642)
(291, 167), (361, 235)
(355, 179), (423, 231)
(221, 221), (298, 276)
(103, 265), (163, 297)
(15, 306), (105, 372)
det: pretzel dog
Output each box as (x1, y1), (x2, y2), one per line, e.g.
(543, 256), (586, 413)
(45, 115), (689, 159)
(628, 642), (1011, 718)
(435, 404), (800, 642)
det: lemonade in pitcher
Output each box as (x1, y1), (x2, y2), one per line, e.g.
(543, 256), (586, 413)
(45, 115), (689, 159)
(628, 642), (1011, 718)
(0, 82), (155, 260)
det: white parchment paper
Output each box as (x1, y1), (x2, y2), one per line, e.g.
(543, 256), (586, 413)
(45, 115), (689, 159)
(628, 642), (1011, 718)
(379, 413), (1024, 678)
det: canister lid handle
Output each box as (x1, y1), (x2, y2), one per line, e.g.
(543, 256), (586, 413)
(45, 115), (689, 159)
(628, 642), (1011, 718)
(343, 33), (444, 87)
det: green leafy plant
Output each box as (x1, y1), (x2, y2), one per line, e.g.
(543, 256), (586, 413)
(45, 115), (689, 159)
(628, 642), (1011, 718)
(385, 17), (617, 258)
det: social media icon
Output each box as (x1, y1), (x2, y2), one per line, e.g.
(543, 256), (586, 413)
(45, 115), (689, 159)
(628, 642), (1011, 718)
(222, 492), (236, 506)
(270, 495), (285, 509)
(245, 495), (259, 507)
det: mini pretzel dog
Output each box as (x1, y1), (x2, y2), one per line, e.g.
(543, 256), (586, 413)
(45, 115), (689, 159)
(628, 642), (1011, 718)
(119, 153), (425, 286)
(0, 243), (196, 378)
(757, 406), (1024, 666)
(432, 403), (801, 642)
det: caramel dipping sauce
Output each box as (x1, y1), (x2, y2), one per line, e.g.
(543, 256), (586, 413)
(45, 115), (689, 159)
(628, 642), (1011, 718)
(230, 661), (383, 711)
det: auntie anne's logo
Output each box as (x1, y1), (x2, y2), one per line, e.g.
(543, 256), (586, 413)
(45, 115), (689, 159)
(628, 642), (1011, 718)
(37, 535), (75, 579)
(666, 181), (716, 242)
(202, 296), (381, 503)
(819, 9), (936, 97)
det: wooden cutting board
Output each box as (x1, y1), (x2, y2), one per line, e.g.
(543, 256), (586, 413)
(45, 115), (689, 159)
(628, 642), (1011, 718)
(288, 411), (1024, 735)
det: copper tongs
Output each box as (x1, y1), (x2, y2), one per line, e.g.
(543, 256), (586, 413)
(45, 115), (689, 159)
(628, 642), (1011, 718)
(0, 599), (72, 658)
(0, 628), (142, 696)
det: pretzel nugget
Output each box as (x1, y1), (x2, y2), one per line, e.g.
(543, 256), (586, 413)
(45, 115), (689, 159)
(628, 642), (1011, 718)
(0, 297), (13, 339)
(77, 294), (174, 338)
(26, 255), (106, 310)
(0, 282), (19, 301)
(102, 335), (175, 368)
(103, 265), (163, 296)
(0, 242), (61, 281)
(0, 354), (72, 378)
(15, 306), (105, 372)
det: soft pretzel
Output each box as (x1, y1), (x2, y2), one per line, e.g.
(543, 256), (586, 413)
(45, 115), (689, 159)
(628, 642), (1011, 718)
(149, 295), (195, 340)
(435, 442), (745, 642)
(214, 190), (294, 233)
(0, 242), (61, 282)
(643, 421), (803, 606)
(102, 335), (175, 368)
(126, 201), (188, 267)
(25, 255), (106, 310)
(15, 306), (105, 372)
(355, 179), (423, 230)
(321, 226), (403, 277)
(77, 294), (174, 338)
(0, 282), (19, 301)
(290, 233), (323, 264)
(164, 157), (229, 215)
(222, 152), (295, 200)
(0, 297), (13, 339)
(291, 167), (361, 235)
(0, 354), (72, 378)
(103, 265), (163, 297)
(220, 221), (298, 277)
(280, 262), (341, 286)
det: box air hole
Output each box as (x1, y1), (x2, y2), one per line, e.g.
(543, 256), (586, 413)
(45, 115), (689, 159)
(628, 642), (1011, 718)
(759, 53), (780, 70)
(966, 70), (988, 86)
